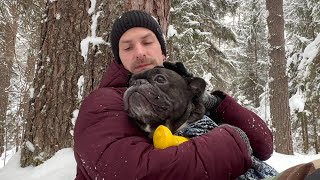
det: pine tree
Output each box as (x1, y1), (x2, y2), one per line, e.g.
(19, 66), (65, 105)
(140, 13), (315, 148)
(266, 0), (293, 154)
(169, 0), (239, 91)
(232, 0), (268, 109)
(285, 0), (320, 153)
(0, 1), (19, 156)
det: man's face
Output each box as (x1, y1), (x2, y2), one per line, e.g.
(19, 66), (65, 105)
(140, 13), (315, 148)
(119, 27), (165, 74)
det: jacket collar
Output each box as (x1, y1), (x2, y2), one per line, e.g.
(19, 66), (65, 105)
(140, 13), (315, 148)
(99, 60), (131, 88)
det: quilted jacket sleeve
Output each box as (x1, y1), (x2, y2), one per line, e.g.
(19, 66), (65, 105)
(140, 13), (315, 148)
(210, 91), (274, 161)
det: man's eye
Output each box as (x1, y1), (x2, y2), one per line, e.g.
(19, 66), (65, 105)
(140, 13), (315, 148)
(154, 75), (166, 83)
(124, 47), (132, 51)
(143, 41), (153, 45)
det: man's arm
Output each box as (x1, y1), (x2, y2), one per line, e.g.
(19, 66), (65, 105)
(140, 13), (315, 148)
(209, 91), (274, 161)
(74, 88), (252, 179)
(162, 62), (273, 160)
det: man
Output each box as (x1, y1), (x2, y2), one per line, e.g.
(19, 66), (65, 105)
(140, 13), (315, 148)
(74, 10), (273, 180)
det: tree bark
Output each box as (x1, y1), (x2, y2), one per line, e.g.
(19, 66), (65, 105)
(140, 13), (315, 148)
(313, 116), (318, 153)
(266, 0), (293, 154)
(20, 0), (91, 167)
(299, 112), (309, 153)
(310, 52), (320, 153)
(126, 0), (170, 35)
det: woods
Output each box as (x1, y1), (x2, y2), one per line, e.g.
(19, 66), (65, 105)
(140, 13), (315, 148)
(0, 0), (319, 169)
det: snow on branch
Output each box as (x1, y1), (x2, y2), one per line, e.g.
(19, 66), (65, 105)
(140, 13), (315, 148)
(80, 0), (105, 62)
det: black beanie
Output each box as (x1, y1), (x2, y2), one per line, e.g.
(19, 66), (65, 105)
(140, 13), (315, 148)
(110, 10), (167, 63)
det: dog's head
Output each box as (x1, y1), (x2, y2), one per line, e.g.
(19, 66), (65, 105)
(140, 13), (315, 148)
(124, 67), (206, 137)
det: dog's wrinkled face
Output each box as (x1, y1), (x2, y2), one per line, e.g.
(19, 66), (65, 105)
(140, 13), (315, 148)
(124, 67), (206, 136)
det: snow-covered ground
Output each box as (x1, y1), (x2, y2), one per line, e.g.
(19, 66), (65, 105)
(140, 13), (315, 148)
(0, 149), (76, 180)
(1, 148), (320, 180)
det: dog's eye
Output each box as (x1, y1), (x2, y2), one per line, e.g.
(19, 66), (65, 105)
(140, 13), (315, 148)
(154, 74), (166, 84)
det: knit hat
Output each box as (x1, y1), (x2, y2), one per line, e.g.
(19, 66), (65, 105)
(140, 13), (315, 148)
(110, 10), (167, 63)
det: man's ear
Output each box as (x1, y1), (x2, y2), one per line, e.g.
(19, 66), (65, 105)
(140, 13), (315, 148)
(187, 77), (207, 97)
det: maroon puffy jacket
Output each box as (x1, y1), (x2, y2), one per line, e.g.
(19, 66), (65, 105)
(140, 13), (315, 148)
(73, 60), (273, 180)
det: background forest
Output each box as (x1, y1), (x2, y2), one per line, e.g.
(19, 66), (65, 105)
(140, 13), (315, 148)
(0, 0), (319, 173)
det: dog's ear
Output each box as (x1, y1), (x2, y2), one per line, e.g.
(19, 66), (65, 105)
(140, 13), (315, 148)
(163, 61), (206, 97)
(163, 61), (193, 77)
(186, 77), (207, 97)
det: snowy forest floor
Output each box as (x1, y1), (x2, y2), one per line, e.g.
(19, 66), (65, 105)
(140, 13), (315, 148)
(1, 148), (320, 180)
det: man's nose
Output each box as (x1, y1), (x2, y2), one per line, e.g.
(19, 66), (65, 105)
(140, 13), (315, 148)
(134, 44), (146, 60)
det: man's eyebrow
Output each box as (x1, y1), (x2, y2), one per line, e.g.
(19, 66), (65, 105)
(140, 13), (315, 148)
(120, 32), (153, 44)
(119, 39), (132, 44)
(141, 32), (153, 39)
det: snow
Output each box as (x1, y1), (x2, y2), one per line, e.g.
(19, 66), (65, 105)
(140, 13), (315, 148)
(80, 1), (106, 62)
(29, 87), (34, 98)
(88, 0), (96, 14)
(37, 85), (45, 97)
(0, 149), (76, 180)
(265, 152), (320, 173)
(70, 109), (79, 136)
(167, 25), (177, 38)
(55, 13), (61, 20)
(289, 87), (306, 113)
(25, 141), (35, 153)
(77, 75), (84, 102)
(285, 33), (320, 125)
(297, 33), (320, 80)
(202, 72), (214, 91)
(186, 20), (200, 26)
(1, 148), (320, 180)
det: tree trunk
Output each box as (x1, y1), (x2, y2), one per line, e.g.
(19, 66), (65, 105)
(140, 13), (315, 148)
(313, 116), (318, 154)
(0, 2), (18, 156)
(20, 53), (37, 151)
(253, 29), (260, 108)
(299, 112), (309, 153)
(317, 98), (320, 153)
(20, 0), (91, 167)
(266, 0), (293, 154)
(126, 0), (171, 36)
(81, 0), (124, 98)
(311, 52), (320, 153)
(17, 0), (43, 152)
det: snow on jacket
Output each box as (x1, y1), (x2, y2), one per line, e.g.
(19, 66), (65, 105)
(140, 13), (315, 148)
(73, 60), (273, 180)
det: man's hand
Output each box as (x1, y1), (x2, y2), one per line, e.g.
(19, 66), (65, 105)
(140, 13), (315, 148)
(201, 92), (222, 111)
(221, 124), (253, 156)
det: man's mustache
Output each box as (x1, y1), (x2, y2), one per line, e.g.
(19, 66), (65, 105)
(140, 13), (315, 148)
(133, 57), (156, 67)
